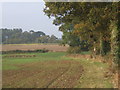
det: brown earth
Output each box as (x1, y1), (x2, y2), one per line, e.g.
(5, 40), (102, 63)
(2, 60), (84, 88)
(1, 44), (68, 52)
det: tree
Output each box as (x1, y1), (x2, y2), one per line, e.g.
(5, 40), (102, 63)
(44, 2), (119, 62)
(49, 35), (58, 43)
(44, 2), (91, 53)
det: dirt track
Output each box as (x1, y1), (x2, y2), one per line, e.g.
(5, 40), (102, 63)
(3, 60), (83, 88)
(1, 44), (68, 52)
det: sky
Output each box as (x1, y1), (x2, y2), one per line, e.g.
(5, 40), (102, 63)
(1, 2), (62, 38)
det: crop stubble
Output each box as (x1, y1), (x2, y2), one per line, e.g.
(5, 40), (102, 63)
(1, 44), (68, 52)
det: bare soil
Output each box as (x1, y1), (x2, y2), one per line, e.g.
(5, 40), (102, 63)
(2, 60), (83, 88)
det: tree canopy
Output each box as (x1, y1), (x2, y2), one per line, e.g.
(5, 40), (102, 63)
(44, 2), (119, 64)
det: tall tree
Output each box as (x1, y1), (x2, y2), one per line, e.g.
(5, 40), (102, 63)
(44, 2), (119, 60)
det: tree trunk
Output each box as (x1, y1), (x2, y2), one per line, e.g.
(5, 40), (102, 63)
(99, 32), (106, 56)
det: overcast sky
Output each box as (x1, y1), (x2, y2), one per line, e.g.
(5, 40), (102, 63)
(2, 2), (62, 38)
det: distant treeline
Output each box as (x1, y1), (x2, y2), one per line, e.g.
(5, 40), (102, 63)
(1, 28), (61, 44)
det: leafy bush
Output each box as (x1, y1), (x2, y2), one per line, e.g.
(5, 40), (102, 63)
(67, 46), (81, 54)
(2, 49), (49, 54)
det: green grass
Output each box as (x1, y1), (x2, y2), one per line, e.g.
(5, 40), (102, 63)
(2, 52), (67, 70)
(80, 51), (91, 55)
(73, 58), (113, 88)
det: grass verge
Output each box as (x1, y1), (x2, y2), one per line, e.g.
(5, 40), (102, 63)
(70, 57), (113, 88)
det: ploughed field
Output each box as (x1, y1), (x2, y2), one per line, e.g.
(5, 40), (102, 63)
(2, 52), (114, 88)
(1, 44), (68, 52)
(2, 52), (84, 88)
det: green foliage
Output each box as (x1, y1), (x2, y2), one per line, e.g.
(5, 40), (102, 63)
(62, 31), (81, 47)
(67, 46), (81, 54)
(43, 2), (119, 65)
(110, 21), (120, 64)
(2, 49), (49, 54)
(43, 2), (113, 55)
